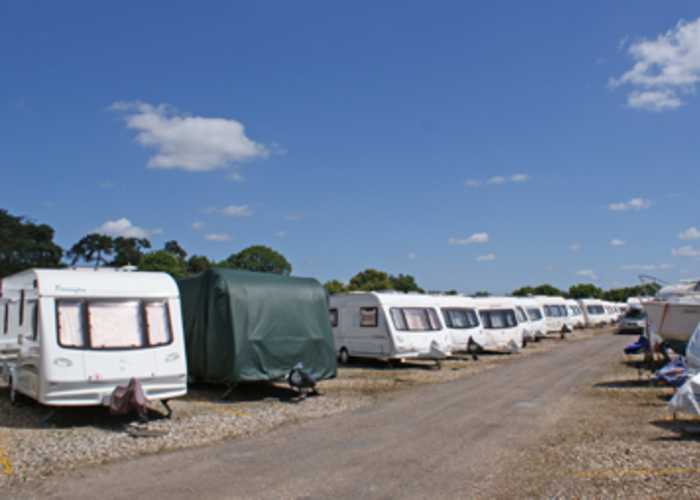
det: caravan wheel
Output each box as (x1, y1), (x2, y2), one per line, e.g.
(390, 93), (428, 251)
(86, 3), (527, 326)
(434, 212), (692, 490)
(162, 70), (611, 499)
(338, 348), (350, 365)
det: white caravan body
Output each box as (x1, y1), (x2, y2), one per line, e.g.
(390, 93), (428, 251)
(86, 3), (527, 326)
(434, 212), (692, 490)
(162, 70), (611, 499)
(578, 298), (607, 328)
(535, 296), (570, 334)
(514, 297), (547, 340)
(433, 295), (484, 352)
(506, 297), (535, 342)
(472, 297), (524, 352)
(330, 292), (451, 361)
(644, 298), (700, 352)
(565, 299), (585, 329)
(0, 269), (187, 407)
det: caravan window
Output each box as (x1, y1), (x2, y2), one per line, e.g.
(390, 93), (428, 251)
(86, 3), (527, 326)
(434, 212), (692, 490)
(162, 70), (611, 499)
(2, 303), (7, 335)
(526, 308), (543, 321)
(479, 309), (517, 329)
(27, 301), (38, 340)
(586, 305), (604, 315)
(515, 307), (528, 323)
(57, 299), (174, 350)
(360, 307), (378, 327)
(441, 308), (479, 329)
(19, 290), (25, 326)
(144, 301), (173, 346)
(89, 301), (145, 348)
(329, 308), (339, 327)
(390, 308), (441, 331)
(57, 301), (87, 347)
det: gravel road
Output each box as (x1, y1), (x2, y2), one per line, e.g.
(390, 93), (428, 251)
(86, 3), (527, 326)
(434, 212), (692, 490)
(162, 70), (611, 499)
(18, 331), (628, 499)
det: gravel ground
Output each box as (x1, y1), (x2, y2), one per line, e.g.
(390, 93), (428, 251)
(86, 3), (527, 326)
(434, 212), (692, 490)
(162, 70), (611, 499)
(493, 348), (700, 498)
(0, 327), (609, 487)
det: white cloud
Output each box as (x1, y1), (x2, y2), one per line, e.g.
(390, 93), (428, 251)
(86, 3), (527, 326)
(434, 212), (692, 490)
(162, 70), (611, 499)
(226, 171), (244, 182)
(275, 231), (287, 238)
(408, 252), (417, 260)
(94, 218), (161, 239)
(627, 90), (683, 111)
(621, 263), (673, 271)
(191, 221), (204, 231)
(465, 174), (529, 188)
(576, 269), (599, 281)
(208, 205), (253, 217)
(679, 226), (700, 240)
(111, 101), (269, 171)
(487, 176), (506, 185)
(672, 245), (700, 257)
(610, 238), (626, 247)
(205, 233), (231, 241)
(608, 197), (651, 211)
(448, 232), (489, 245)
(569, 242), (582, 252)
(611, 17), (700, 111)
(476, 253), (496, 262)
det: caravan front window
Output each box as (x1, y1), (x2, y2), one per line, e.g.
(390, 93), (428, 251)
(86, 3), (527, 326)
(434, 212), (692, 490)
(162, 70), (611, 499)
(390, 308), (441, 331)
(526, 308), (543, 321)
(56, 299), (174, 350)
(441, 308), (479, 329)
(479, 309), (517, 329)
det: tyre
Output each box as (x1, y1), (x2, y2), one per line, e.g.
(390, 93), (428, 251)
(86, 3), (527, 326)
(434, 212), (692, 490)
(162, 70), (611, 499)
(338, 348), (350, 365)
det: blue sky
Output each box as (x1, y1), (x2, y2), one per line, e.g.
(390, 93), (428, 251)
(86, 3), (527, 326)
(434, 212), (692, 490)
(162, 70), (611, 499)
(2, 1), (700, 293)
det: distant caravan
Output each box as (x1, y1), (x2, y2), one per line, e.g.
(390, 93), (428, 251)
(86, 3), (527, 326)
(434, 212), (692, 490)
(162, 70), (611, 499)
(0, 268), (188, 407)
(471, 297), (525, 352)
(329, 292), (451, 364)
(513, 297), (547, 340)
(535, 296), (572, 337)
(565, 299), (586, 329)
(432, 295), (484, 353)
(578, 298), (608, 328)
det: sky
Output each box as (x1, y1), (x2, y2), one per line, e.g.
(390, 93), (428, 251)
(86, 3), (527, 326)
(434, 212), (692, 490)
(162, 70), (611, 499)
(2, 1), (700, 294)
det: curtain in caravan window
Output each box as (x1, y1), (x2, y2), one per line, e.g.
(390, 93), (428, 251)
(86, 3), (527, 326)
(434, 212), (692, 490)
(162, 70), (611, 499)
(403, 309), (431, 330)
(57, 301), (86, 347)
(89, 301), (145, 348)
(145, 301), (172, 346)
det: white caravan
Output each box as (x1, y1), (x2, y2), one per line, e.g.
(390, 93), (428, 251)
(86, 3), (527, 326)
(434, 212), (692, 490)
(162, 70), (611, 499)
(535, 296), (570, 335)
(515, 297), (547, 340)
(330, 292), (451, 363)
(578, 298), (607, 328)
(433, 295), (484, 353)
(565, 299), (586, 329)
(0, 269), (187, 407)
(472, 297), (524, 352)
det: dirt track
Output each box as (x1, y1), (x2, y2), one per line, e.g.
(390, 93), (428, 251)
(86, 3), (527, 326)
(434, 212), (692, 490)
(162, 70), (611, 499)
(19, 332), (629, 499)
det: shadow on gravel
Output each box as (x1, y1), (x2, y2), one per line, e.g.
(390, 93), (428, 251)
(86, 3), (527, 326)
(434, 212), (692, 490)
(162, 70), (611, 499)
(650, 419), (700, 441)
(594, 380), (659, 389)
(0, 387), (168, 431)
(185, 382), (299, 404)
(340, 359), (443, 371)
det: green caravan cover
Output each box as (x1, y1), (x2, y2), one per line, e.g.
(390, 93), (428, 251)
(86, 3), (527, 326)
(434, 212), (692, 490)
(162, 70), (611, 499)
(178, 268), (336, 384)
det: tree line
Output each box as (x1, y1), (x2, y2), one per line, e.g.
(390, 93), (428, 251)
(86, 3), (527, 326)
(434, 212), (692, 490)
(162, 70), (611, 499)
(0, 209), (291, 279)
(0, 208), (664, 301)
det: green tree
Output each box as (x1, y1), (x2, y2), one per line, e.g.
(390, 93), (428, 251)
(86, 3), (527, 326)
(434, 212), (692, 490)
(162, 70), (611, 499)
(512, 286), (536, 297)
(186, 255), (211, 275)
(389, 273), (424, 293)
(324, 279), (346, 295)
(0, 209), (63, 278)
(67, 233), (114, 267)
(139, 250), (187, 279)
(472, 290), (491, 297)
(112, 237), (151, 267)
(348, 269), (392, 291)
(222, 245), (292, 275)
(164, 240), (188, 261)
(530, 284), (564, 297)
(568, 283), (604, 299)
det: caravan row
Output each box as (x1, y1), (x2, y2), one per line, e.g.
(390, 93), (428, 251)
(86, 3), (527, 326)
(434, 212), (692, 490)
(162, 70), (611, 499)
(0, 268), (625, 410)
(0, 268), (337, 409)
(329, 293), (622, 363)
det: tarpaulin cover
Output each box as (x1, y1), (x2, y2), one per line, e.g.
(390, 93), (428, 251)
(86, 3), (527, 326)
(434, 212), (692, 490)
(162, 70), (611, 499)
(685, 321), (700, 374)
(670, 372), (700, 415)
(655, 357), (688, 387)
(178, 268), (336, 385)
(624, 335), (650, 355)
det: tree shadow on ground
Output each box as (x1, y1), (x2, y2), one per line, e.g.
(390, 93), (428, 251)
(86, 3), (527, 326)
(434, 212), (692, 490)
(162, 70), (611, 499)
(184, 381), (300, 404)
(594, 379), (660, 389)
